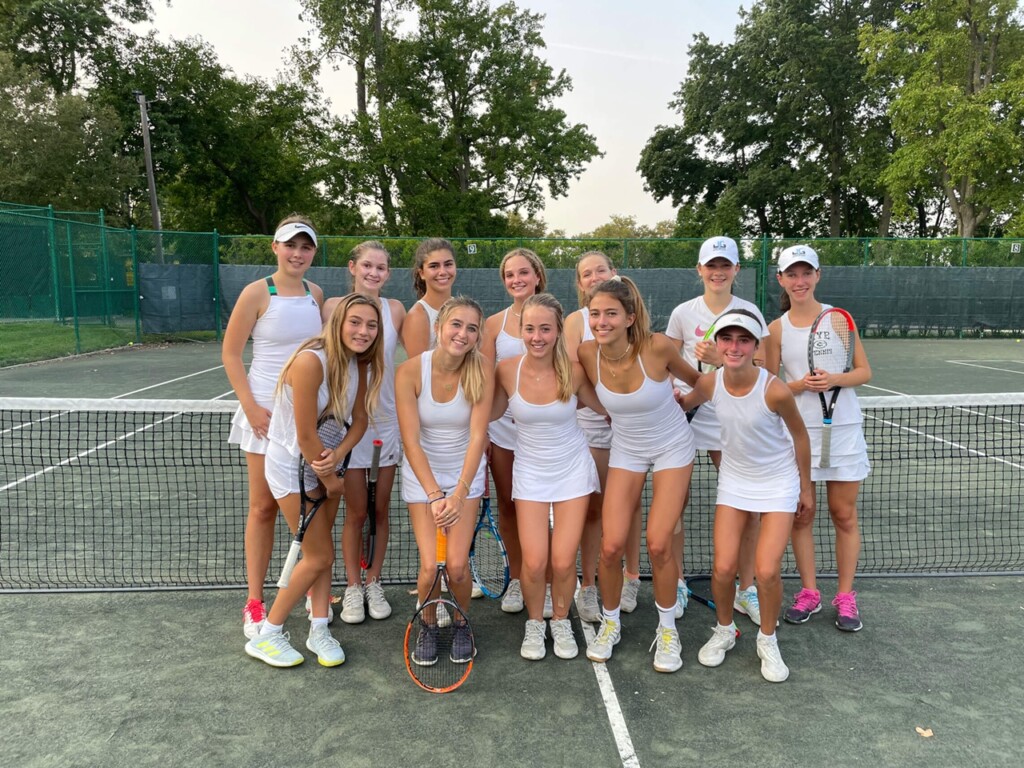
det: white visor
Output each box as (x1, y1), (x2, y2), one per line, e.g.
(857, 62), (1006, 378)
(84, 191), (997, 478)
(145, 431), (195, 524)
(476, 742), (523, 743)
(714, 312), (764, 339)
(274, 222), (318, 248)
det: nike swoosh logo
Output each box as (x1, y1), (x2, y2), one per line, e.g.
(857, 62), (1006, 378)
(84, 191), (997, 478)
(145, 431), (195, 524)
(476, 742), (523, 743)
(694, 325), (707, 338)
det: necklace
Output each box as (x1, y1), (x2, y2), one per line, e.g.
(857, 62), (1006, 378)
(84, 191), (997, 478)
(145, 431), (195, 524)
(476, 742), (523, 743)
(433, 352), (460, 392)
(510, 307), (522, 318)
(600, 344), (631, 378)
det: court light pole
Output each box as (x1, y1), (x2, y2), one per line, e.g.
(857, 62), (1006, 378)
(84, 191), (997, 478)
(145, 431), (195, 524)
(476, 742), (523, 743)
(133, 90), (164, 264)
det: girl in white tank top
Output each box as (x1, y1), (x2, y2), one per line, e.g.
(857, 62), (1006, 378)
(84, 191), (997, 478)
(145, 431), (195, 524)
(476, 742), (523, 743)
(576, 277), (700, 673)
(396, 297), (491, 664)
(244, 293), (384, 669)
(683, 311), (813, 682)
(565, 252), (644, 625)
(323, 241), (407, 623)
(222, 217), (324, 641)
(482, 248), (547, 614)
(402, 238), (456, 358)
(767, 245), (873, 633)
(491, 294), (603, 661)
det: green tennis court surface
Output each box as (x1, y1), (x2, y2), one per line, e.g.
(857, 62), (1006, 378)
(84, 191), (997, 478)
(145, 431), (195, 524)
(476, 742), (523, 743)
(2, 338), (1022, 767)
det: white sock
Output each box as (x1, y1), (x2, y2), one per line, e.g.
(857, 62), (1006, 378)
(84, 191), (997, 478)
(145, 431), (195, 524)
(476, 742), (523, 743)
(261, 620), (283, 636)
(757, 629), (775, 642)
(310, 617), (329, 630)
(603, 606), (621, 624)
(656, 602), (676, 629)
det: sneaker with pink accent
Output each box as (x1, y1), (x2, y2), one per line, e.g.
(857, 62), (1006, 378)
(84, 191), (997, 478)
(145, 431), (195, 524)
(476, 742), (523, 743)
(242, 598), (266, 640)
(783, 588), (822, 625)
(832, 591), (863, 632)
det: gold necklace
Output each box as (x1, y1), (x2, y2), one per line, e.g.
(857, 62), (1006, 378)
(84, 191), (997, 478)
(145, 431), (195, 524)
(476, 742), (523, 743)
(601, 344), (631, 377)
(434, 352), (460, 392)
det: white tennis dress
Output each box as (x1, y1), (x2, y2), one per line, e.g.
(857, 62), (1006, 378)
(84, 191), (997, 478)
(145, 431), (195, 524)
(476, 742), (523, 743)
(573, 307), (611, 450)
(350, 296), (400, 469)
(487, 308), (525, 451)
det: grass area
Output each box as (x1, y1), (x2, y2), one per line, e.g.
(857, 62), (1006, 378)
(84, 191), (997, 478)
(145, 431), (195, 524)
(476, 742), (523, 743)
(0, 322), (217, 367)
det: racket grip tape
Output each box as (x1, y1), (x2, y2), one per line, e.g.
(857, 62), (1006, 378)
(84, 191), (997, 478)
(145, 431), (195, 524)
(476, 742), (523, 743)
(820, 424), (833, 469)
(277, 541), (301, 588)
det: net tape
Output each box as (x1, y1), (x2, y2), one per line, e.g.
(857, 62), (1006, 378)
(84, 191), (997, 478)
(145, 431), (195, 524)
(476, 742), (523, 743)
(1, 394), (1022, 591)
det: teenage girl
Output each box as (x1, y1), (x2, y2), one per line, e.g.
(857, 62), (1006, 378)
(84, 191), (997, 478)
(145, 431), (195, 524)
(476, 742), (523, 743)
(665, 236), (769, 625)
(244, 294), (384, 667)
(323, 241), (406, 625)
(766, 245), (872, 632)
(577, 277), (699, 673)
(401, 238), (456, 358)
(492, 293), (603, 660)
(564, 252), (644, 623)
(223, 216), (324, 640)
(482, 248), (547, 615)
(682, 311), (813, 682)
(397, 296), (492, 666)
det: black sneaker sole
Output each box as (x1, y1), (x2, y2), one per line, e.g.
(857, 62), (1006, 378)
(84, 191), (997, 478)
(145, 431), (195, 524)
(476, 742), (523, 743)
(783, 605), (822, 624)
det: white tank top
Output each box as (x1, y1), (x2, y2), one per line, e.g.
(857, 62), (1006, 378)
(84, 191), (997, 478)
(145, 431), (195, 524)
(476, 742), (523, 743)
(416, 298), (440, 349)
(248, 286), (323, 405)
(508, 358), (584, 461)
(488, 308), (525, 449)
(267, 350), (358, 458)
(417, 351), (473, 453)
(713, 368), (799, 496)
(374, 297), (398, 420)
(780, 307), (862, 427)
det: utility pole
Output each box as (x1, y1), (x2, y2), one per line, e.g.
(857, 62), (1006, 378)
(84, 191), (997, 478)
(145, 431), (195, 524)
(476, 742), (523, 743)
(133, 90), (163, 263)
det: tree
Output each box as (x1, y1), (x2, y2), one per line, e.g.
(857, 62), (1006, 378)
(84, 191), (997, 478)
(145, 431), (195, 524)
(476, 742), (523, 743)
(0, 52), (135, 213)
(640, 1), (900, 238)
(578, 215), (675, 240)
(861, 0), (1024, 237)
(91, 35), (362, 234)
(300, 0), (600, 236)
(0, 0), (151, 94)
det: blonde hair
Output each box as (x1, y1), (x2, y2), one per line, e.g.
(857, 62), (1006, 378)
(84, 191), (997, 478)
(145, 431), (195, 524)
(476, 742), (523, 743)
(278, 293), (384, 424)
(574, 250), (615, 308)
(434, 295), (486, 404)
(522, 293), (573, 402)
(499, 247), (547, 293)
(590, 276), (652, 364)
(348, 240), (390, 291)
(412, 238), (455, 298)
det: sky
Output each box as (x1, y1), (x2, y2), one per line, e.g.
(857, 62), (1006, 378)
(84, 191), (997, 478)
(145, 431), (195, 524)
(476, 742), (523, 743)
(135, 0), (747, 235)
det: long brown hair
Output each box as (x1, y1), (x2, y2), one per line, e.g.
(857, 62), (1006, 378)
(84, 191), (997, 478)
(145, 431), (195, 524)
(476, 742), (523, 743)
(589, 276), (652, 364)
(278, 293), (385, 423)
(412, 238), (456, 298)
(522, 293), (573, 402)
(434, 295), (486, 404)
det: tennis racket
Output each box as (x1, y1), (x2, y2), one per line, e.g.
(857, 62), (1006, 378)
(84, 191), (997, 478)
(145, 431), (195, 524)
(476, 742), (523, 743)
(360, 439), (383, 570)
(807, 307), (856, 468)
(276, 415), (351, 589)
(404, 527), (475, 693)
(469, 473), (509, 599)
(685, 322), (718, 422)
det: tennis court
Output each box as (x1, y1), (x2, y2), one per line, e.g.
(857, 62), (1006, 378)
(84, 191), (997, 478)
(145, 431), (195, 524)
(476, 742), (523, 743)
(2, 338), (1023, 767)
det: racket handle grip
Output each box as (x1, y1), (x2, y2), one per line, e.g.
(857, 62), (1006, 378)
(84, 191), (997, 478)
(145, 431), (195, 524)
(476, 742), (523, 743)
(369, 440), (383, 483)
(819, 424), (833, 469)
(277, 541), (301, 588)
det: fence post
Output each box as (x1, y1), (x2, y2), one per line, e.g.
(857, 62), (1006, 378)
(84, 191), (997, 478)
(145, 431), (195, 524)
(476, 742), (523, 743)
(862, 238), (870, 266)
(47, 205), (60, 322)
(961, 238), (969, 267)
(131, 226), (141, 342)
(98, 208), (113, 325)
(66, 222), (81, 354)
(212, 229), (221, 340)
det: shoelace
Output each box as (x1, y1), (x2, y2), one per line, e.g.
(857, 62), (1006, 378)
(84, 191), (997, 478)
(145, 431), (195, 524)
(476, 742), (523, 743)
(310, 627), (340, 650)
(245, 600), (266, 622)
(792, 589), (820, 611)
(595, 620), (618, 644)
(832, 592), (859, 616)
(343, 588), (363, 608)
(525, 622), (546, 644)
(649, 628), (680, 653)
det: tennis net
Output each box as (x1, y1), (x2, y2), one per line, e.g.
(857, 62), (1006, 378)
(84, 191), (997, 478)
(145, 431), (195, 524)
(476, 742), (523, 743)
(1, 394), (1022, 591)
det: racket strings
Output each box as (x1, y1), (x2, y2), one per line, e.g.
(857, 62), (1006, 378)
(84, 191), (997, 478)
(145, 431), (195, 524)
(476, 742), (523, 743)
(406, 600), (473, 692)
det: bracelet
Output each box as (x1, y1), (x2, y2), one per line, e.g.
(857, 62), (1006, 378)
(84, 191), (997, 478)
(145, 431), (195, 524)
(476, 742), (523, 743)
(457, 478), (471, 495)
(451, 494), (465, 505)
(427, 490), (445, 501)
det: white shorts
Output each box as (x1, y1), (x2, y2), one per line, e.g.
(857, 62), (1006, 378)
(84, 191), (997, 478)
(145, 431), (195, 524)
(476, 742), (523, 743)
(579, 419), (612, 451)
(688, 404), (722, 452)
(228, 403), (269, 455)
(609, 440), (695, 474)
(717, 488), (798, 514)
(349, 417), (401, 469)
(401, 454), (488, 504)
(264, 442), (301, 500)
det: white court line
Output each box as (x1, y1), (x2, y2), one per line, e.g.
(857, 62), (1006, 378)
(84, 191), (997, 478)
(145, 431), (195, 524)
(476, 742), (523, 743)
(114, 364), (226, 398)
(579, 620), (641, 768)
(865, 413), (1024, 471)
(861, 384), (907, 395)
(946, 360), (1024, 376)
(0, 412), (182, 493)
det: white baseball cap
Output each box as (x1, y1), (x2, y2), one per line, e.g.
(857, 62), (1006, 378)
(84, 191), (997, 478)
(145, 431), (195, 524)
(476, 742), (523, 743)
(777, 245), (819, 273)
(698, 237), (739, 265)
(274, 221), (318, 248)
(713, 311), (764, 339)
